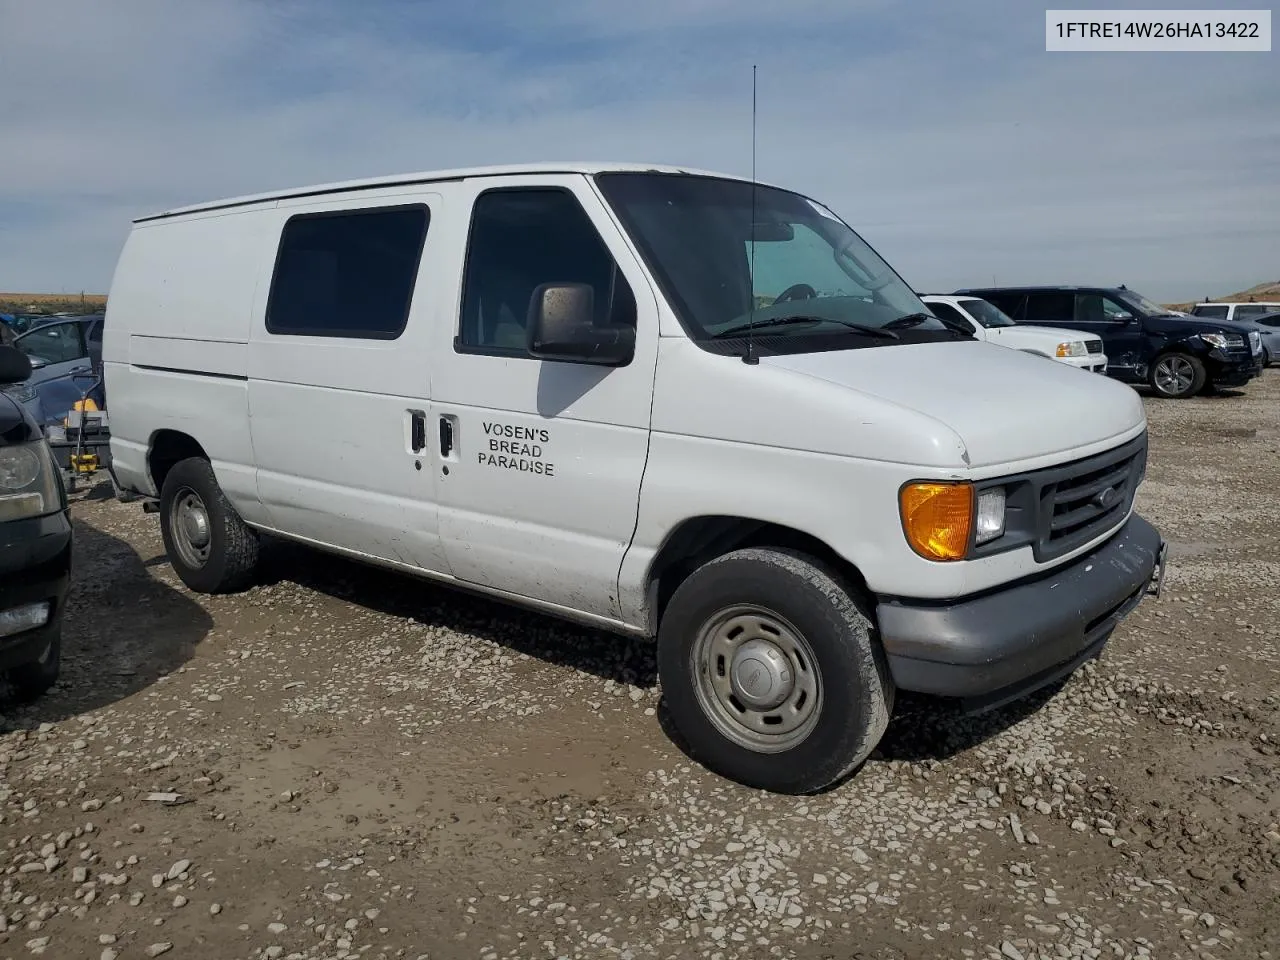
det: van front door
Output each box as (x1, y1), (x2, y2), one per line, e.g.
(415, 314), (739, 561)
(430, 178), (658, 624)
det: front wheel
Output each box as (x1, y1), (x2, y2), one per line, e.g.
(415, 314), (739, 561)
(658, 548), (894, 794)
(1148, 352), (1206, 399)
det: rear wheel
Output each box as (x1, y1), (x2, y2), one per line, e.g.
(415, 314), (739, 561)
(6, 628), (61, 702)
(657, 548), (893, 794)
(1149, 352), (1206, 399)
(159, 457), (260, 593)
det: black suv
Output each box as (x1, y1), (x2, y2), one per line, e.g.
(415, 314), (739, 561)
(0, 345), (71, 701)
(955, 285), (1264, 399)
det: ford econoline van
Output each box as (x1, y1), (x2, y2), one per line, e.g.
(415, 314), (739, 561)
(103, 163), (1167, 793)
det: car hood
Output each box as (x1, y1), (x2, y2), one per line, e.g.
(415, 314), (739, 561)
(1146, 315), (1254, 337)
(986, 325), (1102, 347)
(760, 340), (1144, 469)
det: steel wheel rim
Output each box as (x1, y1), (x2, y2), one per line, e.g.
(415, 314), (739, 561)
(1154, 356), (1194, 395)
(690, 605), (822, 754)
(170, 488), (212, 569)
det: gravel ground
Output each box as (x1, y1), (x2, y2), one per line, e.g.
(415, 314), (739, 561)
(1, 370), (1277, 960)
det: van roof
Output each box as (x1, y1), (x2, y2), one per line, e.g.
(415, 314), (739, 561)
(135, 161), (757, 223)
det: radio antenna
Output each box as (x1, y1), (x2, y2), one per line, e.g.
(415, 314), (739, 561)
(743, 64), (760, 365)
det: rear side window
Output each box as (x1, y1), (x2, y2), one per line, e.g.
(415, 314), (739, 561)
(1234, 305), (1274, 321)
(1023, 292), (1074, 323)
(457, 188), (635, 355)
(266, 205), (429, 340)
(1193, 304), (1229, 319)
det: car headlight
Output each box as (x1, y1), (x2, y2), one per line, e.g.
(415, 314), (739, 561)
(0, 440), (62, 522)
(1055, 341), (1088, 358)
(1200, 332), (1243, 349)
(899, 482), (1007, 560)
(0, 382), (37, 403)
(975, 487), (1006, 544)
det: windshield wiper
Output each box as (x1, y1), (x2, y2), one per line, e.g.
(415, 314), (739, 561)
(711, 314), (899, 341)
(884, 312), (936, 330)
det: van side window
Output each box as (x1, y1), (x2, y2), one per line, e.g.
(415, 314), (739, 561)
(458, 189), (636, 354)
(266, 205), (429, 340)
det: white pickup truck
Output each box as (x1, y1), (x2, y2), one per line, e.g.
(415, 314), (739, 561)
(922, 295), (1107, 373)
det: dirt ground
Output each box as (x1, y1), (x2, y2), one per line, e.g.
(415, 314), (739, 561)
(2, 370), (1277, 960)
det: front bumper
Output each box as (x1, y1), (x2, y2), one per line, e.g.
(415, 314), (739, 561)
(1060, 353), (1108, 374)
(877, 514), (1164, 712)
(0, 511), (72, 671)
(1207, 351), (1263, 385)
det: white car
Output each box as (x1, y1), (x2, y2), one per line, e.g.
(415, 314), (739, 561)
(103, 162), (1166, 794)
(1188, 301), (1280, 324)
(922, 295), (1107, 373)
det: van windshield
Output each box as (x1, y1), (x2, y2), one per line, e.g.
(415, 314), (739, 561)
(594, 173), (947, 349)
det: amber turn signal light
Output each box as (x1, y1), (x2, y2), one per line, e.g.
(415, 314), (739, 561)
(899, 482), (974, 561)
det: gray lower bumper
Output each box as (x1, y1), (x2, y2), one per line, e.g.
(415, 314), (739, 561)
(877, 514), (1164, 712)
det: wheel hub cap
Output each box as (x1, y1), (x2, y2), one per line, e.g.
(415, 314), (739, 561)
(182, 505), (210, 548)
(730, 639), (793, 710)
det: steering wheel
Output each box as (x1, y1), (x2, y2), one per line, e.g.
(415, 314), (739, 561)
(774, 283), (817, 304)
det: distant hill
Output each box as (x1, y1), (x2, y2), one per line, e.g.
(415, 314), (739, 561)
(0, 293), (107, 315)
(1169, 281), (1280, 311)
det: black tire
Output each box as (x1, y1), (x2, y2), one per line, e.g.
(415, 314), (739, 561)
(6, 627), (61, 703)
(159, 457), (260, 593)
(1148, 352), (1207, 399)
(657, 547), (894, 794)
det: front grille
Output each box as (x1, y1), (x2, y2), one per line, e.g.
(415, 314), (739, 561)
(1085, 340), (1103, 355)
(1034, 436), (1146, 561)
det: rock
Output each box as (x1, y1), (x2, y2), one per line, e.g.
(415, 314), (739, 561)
(166, 859), (191, 881)
(209, 903), (222, 916)
(1001, 941), (1026, 960)
(268, 922), (288, 934)
(146, 945), (173, 958)
(1188, 866), (1214, 881)
(172, 895), (188, 908)
(101, 950), (119, 960)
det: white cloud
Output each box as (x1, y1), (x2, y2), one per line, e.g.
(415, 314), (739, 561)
(0, 0), (1275, 301)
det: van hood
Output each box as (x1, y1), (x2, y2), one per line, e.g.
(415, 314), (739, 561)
(759, 340), (1144, 469)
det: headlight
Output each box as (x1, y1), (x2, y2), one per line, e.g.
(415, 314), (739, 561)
(0, 383), (37, 403)
(0, 441), (62, 522)
(1055, 341), (1088, 358)
(1200, 332), (1243, 349)
(975, 487), (1006, 544)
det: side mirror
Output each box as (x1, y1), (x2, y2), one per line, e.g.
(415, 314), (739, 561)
(0, 345), (33, 385)
(526, 283), (635, 366)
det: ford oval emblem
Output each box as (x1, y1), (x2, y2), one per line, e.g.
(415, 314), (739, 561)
(1094, 486), (1119, 509)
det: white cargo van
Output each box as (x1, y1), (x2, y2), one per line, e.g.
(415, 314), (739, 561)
(103, 163), (1167, 794)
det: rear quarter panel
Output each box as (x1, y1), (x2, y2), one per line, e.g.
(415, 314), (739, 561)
(104, 207), (277, 520)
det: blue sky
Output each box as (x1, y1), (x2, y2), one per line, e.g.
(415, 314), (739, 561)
(1, 0), (1276, 302)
